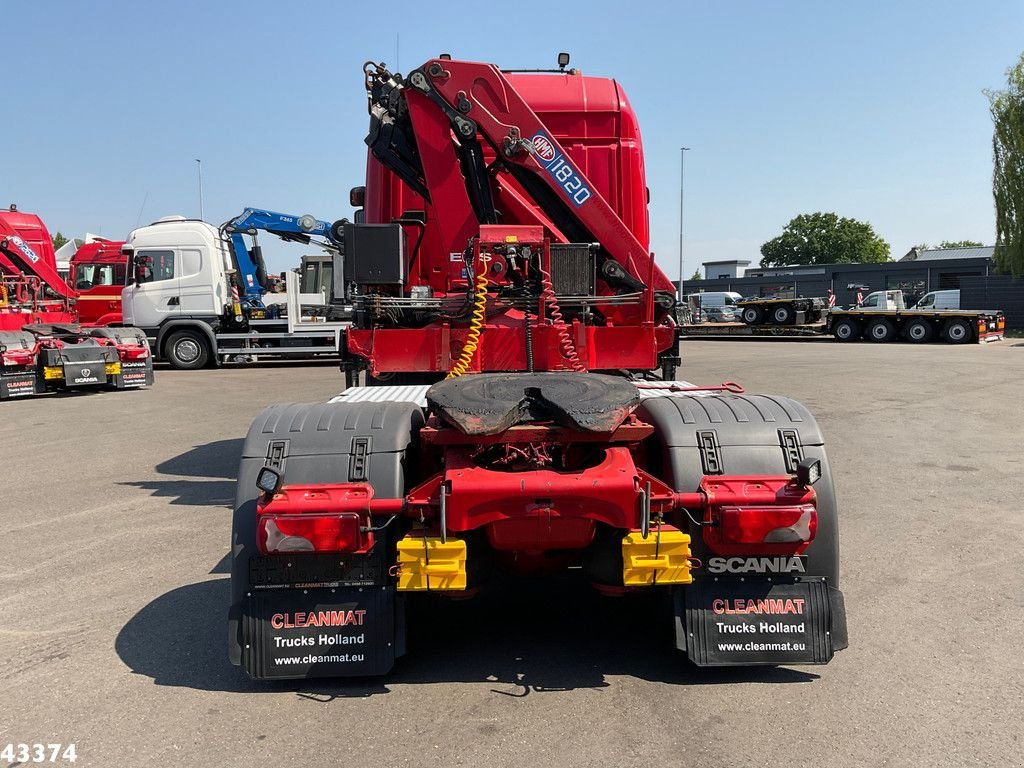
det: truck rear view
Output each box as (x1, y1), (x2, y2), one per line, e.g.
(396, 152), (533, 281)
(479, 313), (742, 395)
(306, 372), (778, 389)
(228, 57), (848, 678)
(0, 206), (153, 399)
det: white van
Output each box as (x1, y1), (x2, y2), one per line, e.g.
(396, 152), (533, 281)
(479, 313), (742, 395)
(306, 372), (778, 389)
(687, 291), (742, 309)
(913, 290), (960, 310)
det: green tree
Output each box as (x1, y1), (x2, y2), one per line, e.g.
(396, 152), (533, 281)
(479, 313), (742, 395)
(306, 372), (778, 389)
(51, 231), (69, 251)
(760, 212), (890, 267)
(689, 269), (702, 281)
(937, 240), (983, 248)
(987, 53), (1024, 277)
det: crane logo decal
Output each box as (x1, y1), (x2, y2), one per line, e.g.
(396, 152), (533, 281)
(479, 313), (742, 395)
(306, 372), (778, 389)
(8, 235), (40, 264)
(530, 131), (593, 208)
(532, 135), (557, 162)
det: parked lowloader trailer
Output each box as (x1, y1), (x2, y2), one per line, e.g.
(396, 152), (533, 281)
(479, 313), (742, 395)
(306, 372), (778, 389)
(0, 207), (153, 400)
(736, 296), (827, 326)
(228, 56), (848, 679)
(121, 216), (347, 368)
(828, 290), (1004, 343)
(680, 321), (828, 338)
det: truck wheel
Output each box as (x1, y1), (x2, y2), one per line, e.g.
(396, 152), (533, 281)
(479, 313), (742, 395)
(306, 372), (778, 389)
(741, 306), (763, 325)
(771, 304), (794, 325)
(831, 317), (860, 342)
(942, 318), (972, 344)
(866, 318), (896, 342)
(903, 319), (934, 344)
(164, 330), (210, 370)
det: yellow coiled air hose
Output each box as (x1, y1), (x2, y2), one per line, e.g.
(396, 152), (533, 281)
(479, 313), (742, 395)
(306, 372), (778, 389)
(446, 259), (489, 379)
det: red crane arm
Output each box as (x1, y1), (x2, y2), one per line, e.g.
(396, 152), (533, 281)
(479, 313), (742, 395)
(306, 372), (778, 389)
(403, 58), (675, 296)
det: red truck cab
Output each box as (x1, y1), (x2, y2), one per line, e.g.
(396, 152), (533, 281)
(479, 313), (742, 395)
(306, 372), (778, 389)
(69, 240), (127, 325)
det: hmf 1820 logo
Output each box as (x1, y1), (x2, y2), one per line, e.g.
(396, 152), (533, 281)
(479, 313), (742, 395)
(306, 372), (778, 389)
(530, 131), (592, 207)
(532, 134), (557, 162)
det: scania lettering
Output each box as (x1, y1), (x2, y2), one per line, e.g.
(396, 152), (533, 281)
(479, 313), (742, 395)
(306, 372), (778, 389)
(707, 556), (807, 574)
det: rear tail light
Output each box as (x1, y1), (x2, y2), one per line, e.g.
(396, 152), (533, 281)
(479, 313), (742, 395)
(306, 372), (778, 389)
(257, 512), (369, 554)
(704, 504), (817, 555)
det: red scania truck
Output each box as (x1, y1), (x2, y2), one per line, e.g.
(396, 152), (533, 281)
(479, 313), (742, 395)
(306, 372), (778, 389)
(228, 56), (848, 679)
(68, 238), (128, 326)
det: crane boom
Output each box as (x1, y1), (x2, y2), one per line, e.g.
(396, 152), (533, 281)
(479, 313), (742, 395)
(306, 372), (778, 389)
(221, 208), (338, 299)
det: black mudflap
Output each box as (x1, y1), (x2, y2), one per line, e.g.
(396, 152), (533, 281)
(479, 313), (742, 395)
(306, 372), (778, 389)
(0, 370), (38, 399)
(676, 580), (843, 666)
(112, 359), (154, 389)
(241, 586), (398, 679)
(62, 362), (108, 387)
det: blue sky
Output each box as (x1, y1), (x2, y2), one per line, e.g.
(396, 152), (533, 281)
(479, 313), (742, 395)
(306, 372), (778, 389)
(7, 0), (1022, 276)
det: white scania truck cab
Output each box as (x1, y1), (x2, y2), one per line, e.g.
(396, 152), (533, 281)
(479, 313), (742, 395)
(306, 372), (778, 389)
(122, 216), (347, 369)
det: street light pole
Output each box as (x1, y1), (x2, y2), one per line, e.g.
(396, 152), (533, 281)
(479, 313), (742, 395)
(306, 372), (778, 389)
(195, 158), (204, 221)
(678, 146), (691, 306)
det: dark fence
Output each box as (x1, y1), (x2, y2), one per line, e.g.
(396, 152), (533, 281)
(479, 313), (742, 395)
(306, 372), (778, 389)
(961, 275), (1024, 329)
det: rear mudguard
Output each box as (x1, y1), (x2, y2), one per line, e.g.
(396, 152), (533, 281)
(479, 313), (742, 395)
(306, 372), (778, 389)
(228, 400), (422, 678)
(638, 393), (848, 664)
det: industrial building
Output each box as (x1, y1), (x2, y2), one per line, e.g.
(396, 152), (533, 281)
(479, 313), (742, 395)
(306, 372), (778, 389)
(682, 246), (1023, 326)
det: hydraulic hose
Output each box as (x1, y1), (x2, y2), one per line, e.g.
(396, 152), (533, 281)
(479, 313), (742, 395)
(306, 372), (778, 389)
(539, 263), (586, 372)
(446, 259), (488, 379)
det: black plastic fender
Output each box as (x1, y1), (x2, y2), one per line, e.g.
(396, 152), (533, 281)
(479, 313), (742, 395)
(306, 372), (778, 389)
(228, 400), (424, 669)
(638, 393), (840, 583)
(88, 326), (148, 346)
(637, 393), (848, 657)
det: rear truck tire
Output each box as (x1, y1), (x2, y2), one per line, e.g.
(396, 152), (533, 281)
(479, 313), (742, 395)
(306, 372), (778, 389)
(866, 318), (896, 342)
(164, 330), (210, 370)
(228, 400), (424, 680)
(831, 317), (860, 342)
(638, 393), (847, 666)
(771, 304), (795, 325)
(942, 318), (972, 344)
(903, 318), (934, 344)
(741, 306), (764, 325)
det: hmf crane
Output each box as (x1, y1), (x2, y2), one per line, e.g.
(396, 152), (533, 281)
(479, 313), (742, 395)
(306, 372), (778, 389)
(221, 207), (338, 306)
(0, 206), (153, 399)
(229, 56), (848, 679)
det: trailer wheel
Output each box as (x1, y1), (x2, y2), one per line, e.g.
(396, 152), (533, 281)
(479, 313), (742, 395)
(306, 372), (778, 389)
(831, 317), (860, 342)
(164, 330), (210, 369)
(903, 319), (934, 344)
(741, 306), (764, 325)
(771, 304), (794, 325)
(942, 318), (972, 344)
(866, 318), (896, 342)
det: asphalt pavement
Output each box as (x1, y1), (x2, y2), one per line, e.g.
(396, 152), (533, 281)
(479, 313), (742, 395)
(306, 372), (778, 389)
(2, 341), (1022, 767)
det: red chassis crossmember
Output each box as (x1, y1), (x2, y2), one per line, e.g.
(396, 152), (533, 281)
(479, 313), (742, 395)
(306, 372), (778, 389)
(255, 415), (819, 561)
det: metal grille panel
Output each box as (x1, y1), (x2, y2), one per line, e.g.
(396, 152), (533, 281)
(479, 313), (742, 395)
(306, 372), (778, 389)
(550, 243), (596, 296)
